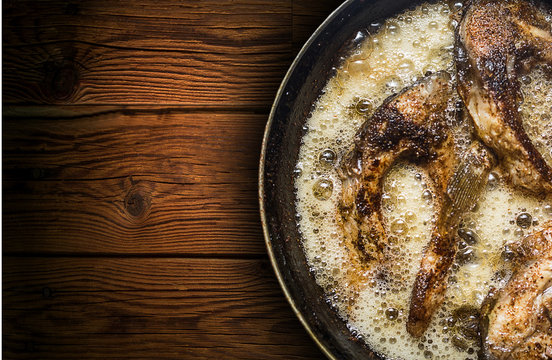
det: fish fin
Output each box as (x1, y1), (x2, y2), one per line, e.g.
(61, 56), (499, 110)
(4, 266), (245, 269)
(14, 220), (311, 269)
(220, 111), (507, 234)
(446, 141), (496, 217)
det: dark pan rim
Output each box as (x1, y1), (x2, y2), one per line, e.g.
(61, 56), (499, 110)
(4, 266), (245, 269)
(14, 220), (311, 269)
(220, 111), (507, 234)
(258, 1), (355, 359)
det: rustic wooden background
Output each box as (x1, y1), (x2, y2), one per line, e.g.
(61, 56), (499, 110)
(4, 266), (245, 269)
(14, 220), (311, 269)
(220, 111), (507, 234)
(3, 0), (343, 358)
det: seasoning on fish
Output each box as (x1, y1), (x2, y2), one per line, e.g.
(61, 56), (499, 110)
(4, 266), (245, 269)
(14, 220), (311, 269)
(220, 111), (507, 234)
(407, 141), (495, 337)
(337, 71), (457, 267)
(480, 225), (552, 360)
(456, 0), (552, 195)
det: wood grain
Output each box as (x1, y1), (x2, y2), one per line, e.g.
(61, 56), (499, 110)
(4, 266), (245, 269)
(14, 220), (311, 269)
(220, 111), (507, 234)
(3, 0), (347, 358)
(3, 257), (324, 359)
(3, 0), (292, 106)
(3, 107), (265, 255)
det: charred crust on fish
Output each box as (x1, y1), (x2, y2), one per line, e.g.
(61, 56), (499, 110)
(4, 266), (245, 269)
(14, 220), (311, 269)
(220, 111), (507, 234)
(457, 0), (552, 194)
(337, 71), (458, 269)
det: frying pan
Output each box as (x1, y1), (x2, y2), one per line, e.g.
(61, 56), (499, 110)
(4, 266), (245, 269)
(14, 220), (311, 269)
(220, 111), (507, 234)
(259, 0), (445, 359)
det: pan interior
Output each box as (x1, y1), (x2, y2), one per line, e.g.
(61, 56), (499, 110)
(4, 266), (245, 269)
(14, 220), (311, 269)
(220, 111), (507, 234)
(264, 0), (552, 359)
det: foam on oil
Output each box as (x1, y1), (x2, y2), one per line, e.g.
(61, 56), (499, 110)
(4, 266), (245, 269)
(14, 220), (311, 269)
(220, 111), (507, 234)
(295, 2), (552, 359)
(520, 65), (552, 168)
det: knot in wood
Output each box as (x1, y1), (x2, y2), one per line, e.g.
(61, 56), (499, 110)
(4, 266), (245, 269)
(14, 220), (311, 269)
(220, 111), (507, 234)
(42, 287), (53, 298)
(32, 168), (46, 180)
(42, 59), (80, 102)
(124, 187), (151, 219)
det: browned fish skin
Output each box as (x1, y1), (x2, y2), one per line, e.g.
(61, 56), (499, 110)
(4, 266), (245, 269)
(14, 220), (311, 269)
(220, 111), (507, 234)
(455, 1), (552, 355)
(456, 0), (552, 195)
(337, 72), (457, 268)
(338, 72), (494, 337)
(480, 225), (552, 360)
(407, 141), (495, 338)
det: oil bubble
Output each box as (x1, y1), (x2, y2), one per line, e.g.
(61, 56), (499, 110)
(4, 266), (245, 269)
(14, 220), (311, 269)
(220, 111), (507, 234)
(423, 64), (438, 76)
(422, 189), (433, 202)
(398, 59), (415, 74)
(514, 228), (525, 238)
(391, 219), (408, 235)
(502, 244), (516, 262)
(487, 172), (499, 189)
(385, 307), (399, 320)
(349, 59), (368, 74)
(516, 212), (532, 229)
(456, 246), (475, 264)
(385, 76), (402, 93)
(355, 99), (373, 114)
(451, 2), (463, 11)
(319, 149), (337, 167)
(405, 210), (417, 223)
(313, 179), (333, 201)
(386, 22), (401, 36)
(457, 228), (479, 245)
(397, 194), (407, 206)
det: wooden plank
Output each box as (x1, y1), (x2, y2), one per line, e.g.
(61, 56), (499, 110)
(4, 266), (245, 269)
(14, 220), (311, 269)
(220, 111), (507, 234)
(3, 257), (324, 359)
(3, 107), (266, 255)
(3, 0), (292, 106)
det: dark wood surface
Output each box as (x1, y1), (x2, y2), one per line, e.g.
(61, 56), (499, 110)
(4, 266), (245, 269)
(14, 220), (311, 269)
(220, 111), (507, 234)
(3, 0), (344, 358)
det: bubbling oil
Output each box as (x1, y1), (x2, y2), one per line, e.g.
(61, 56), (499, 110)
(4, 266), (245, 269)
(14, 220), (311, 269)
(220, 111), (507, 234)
(295, 2), (552, 360)
(520, 65), (552, 167)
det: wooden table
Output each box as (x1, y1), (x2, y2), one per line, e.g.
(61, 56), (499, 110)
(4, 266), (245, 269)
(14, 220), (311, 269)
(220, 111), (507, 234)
(3, 0), (342, 358)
